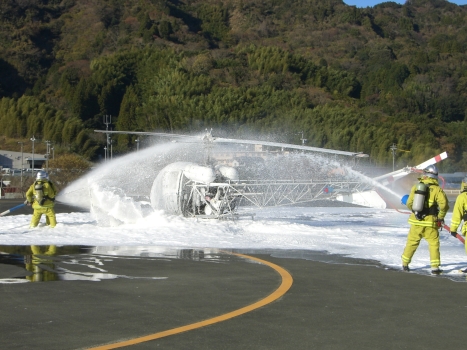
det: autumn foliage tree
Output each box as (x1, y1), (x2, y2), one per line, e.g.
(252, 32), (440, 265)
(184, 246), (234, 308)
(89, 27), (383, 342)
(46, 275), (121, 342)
(48, 154), (93, 189)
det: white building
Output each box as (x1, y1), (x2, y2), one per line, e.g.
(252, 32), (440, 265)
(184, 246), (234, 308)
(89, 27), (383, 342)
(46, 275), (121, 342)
(0, 149), (47, 172)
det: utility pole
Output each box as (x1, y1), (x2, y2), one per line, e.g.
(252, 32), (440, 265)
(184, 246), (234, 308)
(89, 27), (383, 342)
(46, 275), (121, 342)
(18, 142), (24, 194)
(202, 128), (214, 165)
(45, 140), (52, 172)
(389, 143), (397, 172)
(30, 136), (36, 176)
(299, 131), (307, 146)
(103, 115), (112, 161)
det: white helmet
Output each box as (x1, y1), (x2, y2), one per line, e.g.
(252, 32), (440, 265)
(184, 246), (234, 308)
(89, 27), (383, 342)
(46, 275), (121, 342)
(423, 165), (438, 179)
(36, 170), (48, 180)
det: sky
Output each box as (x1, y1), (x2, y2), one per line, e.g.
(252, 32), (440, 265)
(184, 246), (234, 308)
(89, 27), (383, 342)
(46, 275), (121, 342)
(344, 0), (467, 7)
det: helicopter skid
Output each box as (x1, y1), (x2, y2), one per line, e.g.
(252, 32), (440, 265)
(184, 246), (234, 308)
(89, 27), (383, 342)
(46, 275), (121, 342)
(192, 212), (256, 220)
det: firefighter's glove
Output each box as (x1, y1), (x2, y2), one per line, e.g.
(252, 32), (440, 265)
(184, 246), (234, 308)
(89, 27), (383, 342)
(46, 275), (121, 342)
(451, 231), (458, 238)
(437, 219), (444, 229)
(24, 200), (31, 206)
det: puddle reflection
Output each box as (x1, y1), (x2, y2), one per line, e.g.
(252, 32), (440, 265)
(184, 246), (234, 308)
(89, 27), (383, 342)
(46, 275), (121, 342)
(0, 246), (227, 284)
(2, 245), (464, 284)
(27, 245), (60, 282)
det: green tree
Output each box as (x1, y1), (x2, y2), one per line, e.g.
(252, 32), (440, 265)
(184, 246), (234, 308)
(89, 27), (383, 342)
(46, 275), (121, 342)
(116, 85), (140, 149)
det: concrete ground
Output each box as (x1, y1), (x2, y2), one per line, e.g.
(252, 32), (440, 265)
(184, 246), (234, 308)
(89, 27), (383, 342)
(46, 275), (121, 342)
(1, 199), (467, 349)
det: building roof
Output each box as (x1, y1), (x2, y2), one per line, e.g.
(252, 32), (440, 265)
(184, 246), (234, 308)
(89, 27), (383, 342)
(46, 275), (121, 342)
(0, 149), (47, 169)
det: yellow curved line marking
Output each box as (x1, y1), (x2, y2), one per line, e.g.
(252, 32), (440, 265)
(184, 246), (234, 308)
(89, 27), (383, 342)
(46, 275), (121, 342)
(88, 252), (293, 349)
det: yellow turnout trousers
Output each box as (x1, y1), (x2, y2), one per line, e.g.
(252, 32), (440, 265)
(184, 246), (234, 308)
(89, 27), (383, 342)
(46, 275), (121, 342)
(30, 207), (57, 228)
(402, 225), (440, 268)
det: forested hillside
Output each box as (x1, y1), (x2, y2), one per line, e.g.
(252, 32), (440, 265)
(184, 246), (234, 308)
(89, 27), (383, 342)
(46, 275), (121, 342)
(0, 0), (466, 170)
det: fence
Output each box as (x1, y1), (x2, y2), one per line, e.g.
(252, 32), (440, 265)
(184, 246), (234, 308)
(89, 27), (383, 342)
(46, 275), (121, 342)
(0, 186), (23, 199)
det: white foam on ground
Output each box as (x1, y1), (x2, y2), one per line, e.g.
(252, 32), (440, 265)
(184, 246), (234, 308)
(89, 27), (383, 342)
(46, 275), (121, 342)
(2, 206), (466, 277)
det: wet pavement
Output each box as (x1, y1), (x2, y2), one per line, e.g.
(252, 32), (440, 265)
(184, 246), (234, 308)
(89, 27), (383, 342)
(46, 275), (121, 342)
(1, 200), (467, 349)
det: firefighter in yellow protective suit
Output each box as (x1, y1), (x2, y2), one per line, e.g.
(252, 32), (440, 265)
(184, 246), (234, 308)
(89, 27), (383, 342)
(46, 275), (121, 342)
(448, 177), (467, 272)
(25, 245), (58, 282)
(401, 165), (449, 274)
(25, 170), (58, 228)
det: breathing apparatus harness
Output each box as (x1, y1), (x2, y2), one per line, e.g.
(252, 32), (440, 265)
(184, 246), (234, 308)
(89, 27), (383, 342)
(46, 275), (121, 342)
(461, 188), (467, 222)
(34, 180), (55, 206)
(412, 182), (439, 221)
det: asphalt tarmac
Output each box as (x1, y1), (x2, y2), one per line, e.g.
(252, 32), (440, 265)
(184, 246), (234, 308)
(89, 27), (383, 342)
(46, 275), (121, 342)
(1, 199), (467, 350)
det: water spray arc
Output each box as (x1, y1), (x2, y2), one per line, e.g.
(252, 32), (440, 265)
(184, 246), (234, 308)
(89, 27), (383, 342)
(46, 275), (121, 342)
(58, 128), (448, 223)
(88, 128), (376, 218)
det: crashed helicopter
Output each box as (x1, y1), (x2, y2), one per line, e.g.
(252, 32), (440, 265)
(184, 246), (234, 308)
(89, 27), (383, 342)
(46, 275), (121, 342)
(94, 129), (447, 219)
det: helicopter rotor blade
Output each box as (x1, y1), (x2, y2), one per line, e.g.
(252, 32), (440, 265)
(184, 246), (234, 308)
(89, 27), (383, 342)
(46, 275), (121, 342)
(94, 129), (367, 157)
(373, 151), (448, 185)
(212, 137), (365, 157)
(94, 129), (201, 141)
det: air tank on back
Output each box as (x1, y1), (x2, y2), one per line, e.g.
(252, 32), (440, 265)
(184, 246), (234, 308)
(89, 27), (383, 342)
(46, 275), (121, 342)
(412, 182), (427, 215)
